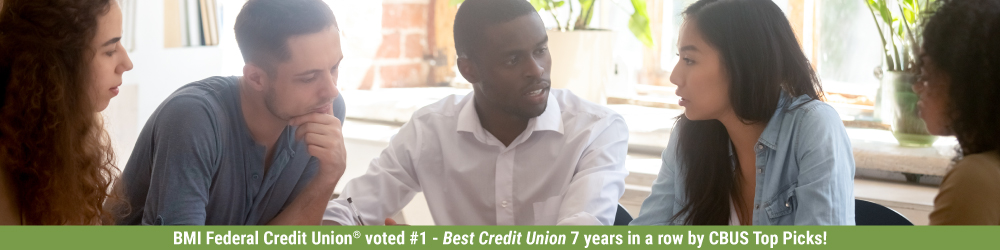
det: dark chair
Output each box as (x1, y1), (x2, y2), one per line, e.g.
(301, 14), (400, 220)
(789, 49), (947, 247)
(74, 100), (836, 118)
(855, 199), (913, 225)
(614, 204), (633, 225)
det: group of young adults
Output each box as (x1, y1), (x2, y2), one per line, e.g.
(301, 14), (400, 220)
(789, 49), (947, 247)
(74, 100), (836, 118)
(0, 0), (997, 226)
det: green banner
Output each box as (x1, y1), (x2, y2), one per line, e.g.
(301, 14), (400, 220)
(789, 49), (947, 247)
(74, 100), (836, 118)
(0, 226), (994, 249)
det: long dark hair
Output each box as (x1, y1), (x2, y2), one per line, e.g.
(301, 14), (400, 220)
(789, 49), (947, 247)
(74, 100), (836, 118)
(921, 0), (1000, 157)
(0, 0), (119, 225)
(0, 63), (9, 109)
(671, 0), (822, 225)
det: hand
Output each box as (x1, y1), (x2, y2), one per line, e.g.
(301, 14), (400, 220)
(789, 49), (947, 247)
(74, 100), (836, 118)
(384, 218), (409, 226)
(289, 105), (346, 184)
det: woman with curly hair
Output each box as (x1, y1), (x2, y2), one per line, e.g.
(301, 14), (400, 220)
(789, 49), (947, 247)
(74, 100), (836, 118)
(916, 0), (1000, 225)
(0, 0), (134, 225)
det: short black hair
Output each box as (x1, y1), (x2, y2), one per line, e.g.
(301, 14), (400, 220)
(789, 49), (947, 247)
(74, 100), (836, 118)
(453, 0), (538, 59)
(922, 0), (1000, 155)
(234, 0), (337, 74)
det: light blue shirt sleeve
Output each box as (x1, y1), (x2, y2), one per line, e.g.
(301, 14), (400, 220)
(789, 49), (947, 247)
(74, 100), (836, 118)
(630, 128), (683, 225)
(791, 104), (856, 225)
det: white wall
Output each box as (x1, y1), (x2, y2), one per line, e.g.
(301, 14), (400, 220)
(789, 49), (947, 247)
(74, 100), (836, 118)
(122, 0), (233, 125)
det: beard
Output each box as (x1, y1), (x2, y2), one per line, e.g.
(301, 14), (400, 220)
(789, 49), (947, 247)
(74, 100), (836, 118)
(263, 85), (292, 121)
(263, 84), (334, 120)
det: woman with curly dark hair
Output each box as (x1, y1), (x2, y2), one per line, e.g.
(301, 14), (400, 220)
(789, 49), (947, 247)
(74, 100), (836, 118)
(0, 0), (133, 225)
(915, 0), (1000, 225)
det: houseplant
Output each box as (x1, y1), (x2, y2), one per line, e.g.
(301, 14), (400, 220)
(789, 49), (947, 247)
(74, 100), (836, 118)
(450, 0), (653, 104)
(866, 0), (937, 147)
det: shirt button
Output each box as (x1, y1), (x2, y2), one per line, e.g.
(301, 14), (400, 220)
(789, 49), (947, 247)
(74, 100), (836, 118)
(754, 204), (760, 210)
(785, 202), (790, 208)
(757, 144), (764, 150)
(501, 201), (508, 208)
(756, 168), (763, 174)
(252, 174), (259, 180)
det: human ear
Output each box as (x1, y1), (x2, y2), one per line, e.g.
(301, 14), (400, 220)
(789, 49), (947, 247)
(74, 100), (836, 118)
(457, 57), (481, 84)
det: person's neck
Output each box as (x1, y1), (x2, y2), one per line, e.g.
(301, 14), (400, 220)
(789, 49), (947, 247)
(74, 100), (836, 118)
(718, 113), (767, 171)
(719, 113), (767, 226)
(474, 95), (529, 147)
(239, 77), (286, 153)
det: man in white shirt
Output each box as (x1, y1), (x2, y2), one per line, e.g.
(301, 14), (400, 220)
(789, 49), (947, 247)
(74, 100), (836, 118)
(322, 0), (628, 225)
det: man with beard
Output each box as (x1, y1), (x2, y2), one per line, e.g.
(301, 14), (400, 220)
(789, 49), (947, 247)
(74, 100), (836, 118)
(114, 0), (347, 225)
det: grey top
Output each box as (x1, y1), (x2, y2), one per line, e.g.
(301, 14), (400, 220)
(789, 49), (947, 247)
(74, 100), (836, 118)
(114, 76), (345, 225)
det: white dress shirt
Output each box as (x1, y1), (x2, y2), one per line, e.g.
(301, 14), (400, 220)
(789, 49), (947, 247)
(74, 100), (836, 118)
(323, 89), (629, 225)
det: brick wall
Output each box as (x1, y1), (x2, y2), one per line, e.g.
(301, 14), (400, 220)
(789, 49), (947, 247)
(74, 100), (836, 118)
(359, 0), (433, 89)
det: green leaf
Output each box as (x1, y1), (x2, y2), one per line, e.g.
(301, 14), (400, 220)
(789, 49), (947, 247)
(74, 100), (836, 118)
(543, 0), (564, 29)
(529, 0), (548, 11)
(895, 20), (904, 37)
(574, 0), (597, 29)
(900, 0), (917, 26)
(552, 0), (566, 8)
(866, 0), (896, 71)
(902, 0), (919, 15)
(877, 1), (895, 28)
(628, 0), (654, 48)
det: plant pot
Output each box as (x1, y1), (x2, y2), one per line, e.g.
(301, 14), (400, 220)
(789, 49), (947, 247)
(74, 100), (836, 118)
(878, 71), (937, 147)
(546, 29), (614, 104)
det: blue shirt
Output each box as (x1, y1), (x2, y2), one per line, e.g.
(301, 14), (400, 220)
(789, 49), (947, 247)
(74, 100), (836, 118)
(630, 92), (855, 225)
(113, 76), (346, 225)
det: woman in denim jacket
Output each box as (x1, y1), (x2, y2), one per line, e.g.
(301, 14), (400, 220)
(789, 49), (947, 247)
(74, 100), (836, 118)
(631, 0), (855, 225)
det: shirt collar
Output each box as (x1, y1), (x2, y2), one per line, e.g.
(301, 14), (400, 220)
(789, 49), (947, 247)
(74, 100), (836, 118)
(456, 94), (483, 137)
(280, 126), (297, 154)
(533, 93), (564, 134)
(456, 92), (564, 143)
(758, 91), (814, 150)
(757, 92), (788, 150)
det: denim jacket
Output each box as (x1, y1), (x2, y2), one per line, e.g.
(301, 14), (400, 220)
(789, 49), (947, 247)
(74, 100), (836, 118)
(631, 92), (856, 225)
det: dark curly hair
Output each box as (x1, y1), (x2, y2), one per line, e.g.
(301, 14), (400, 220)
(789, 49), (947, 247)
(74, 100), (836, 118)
(0, 0), (119, 225)
(922, 0), (1000, 156)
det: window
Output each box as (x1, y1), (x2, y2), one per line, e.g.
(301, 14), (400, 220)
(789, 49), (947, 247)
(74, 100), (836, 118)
(585, 0), (881, 121)
(816, 0), (882, 117)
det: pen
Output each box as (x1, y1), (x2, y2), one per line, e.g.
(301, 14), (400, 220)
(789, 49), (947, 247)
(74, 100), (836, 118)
(347, 197), (365, 226)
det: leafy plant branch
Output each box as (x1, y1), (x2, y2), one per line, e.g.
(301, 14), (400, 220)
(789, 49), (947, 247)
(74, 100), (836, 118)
(865, 0), (935, 72)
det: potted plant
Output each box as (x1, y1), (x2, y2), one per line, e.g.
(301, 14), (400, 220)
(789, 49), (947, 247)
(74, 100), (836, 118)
(451, 0), (653, 104)
(866, 0), (937, 147)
